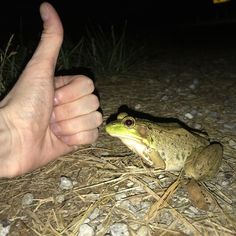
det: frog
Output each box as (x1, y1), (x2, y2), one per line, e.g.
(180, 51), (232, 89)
(105, 112), (223, 181)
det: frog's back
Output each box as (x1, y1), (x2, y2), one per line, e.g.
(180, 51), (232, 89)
(152, 126), (209, 171)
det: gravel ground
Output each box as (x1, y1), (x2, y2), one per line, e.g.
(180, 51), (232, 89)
(0, 39), (236, 235)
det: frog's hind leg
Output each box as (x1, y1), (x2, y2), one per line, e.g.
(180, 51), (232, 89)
(184, 143), (223, 181)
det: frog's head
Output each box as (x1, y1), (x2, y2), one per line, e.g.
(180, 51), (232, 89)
(105, 113), (150, 146)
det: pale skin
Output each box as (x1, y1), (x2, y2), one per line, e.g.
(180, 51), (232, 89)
(0, 2), (103, 178)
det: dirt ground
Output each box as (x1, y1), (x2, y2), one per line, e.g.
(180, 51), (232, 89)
(0, 38), (236, 235)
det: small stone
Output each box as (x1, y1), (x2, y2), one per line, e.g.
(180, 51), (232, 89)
(135, 104), (141, 110)
(160, 95), (168, 101)
(110, 223), (129, 236)
(84, 218), (90, 224)
(193, 123), (202, 130)
(89, 208), (100, 220)
(224, 123), (236, 130)
(126, 181), (134, 188)
(189, 84), (196, 89)
(0, 223), (10, 236)
(185, 113), (194, 119)
(222, 180), (230, 186)
(101, 151), (110, 156)
(115, 193), (127, 201)
(189, 206), (199, 214)
(129, 223), (139, 230)
(120, 200), (137, 213)
(137, 226), (149, 236)
(22, 193), (34, 206)
(140, 201), (151, 211)
(55, 195), (65, 204)
(229, 139), (236, 149)
(59, 176), (73, 190)
(77, 224), (94, 236)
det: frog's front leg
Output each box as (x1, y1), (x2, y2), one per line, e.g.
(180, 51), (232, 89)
(143, 148), (166, 169)
(184, 143), (223, 181)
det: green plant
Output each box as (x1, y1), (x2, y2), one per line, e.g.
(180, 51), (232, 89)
(0, 35), (18, 95)
(84, 22), (142, 74)
(57, 37), (85, 71)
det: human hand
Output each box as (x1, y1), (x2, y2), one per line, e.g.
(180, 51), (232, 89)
(0, 2), (102, 178)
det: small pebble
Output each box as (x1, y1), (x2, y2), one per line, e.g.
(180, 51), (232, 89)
(189, 84), (196, 89)
(224, 123), (236, 130)
(137, 226), (149, 236)
(110, 223), (129, 236)
(115, 193), (127, 201)
(135, 104), (141, 110)
(78, 224), (94, 236)
(0, 223), (10, 236)
(185, 113), (194, 119)
(89, 208), (100, 220)
(59, 176), (73, 190)
(84, 218), (90, 224)
(189, 206), (199, 214)
(101, 151), (110, 156)
(193, 123), (202, 130)
(126, 181), (134, 188)
(221, 180), (230, 186)
(22, 193), (34, 206)
(129, 223), (139, 230)
(55, 195), (65, 204)
(160, 95), (168, 101)
(229, 139), (236, 149)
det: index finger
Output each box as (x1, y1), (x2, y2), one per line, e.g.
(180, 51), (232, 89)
(54, 75), (95, 105)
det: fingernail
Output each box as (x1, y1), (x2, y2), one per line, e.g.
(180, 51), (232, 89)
(40, 3), (49, 21)
(51, 123), (60, 135)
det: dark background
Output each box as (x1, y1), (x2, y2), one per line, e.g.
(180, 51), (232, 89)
(1, 2), (236, 34)
(1, 0), (236, 46)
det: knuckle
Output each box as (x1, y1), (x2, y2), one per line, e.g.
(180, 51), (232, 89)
(94, 111), (103, 126)
(89, 94), (100, 110)
(78, 75), (95, 91)
(77, 129), (98, 145)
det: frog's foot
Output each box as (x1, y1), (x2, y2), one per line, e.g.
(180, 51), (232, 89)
(185, 179), (217, 211)
(184, 143), (223, 181)
(143, 148), (166, 169)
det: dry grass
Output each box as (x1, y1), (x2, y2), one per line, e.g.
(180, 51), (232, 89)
(0, 34), (236, 235)
(0, 127), (235, 235)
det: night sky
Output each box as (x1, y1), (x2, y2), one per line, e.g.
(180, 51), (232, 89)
(1, 0), (236, 44)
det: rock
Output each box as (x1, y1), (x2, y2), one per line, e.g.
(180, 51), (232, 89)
(89, 208), (100, 220)
(78, 224), (94, 236)
(115, 192), (127, 201)
(126, 181), (134, 188)
(0, 220), (11, 236)
(193, 123), (202, 130)
(185, 113), (194, 119)
(135, 104), (141, 110)
(59, 176), (73, 190)
(229, 139), (236, 149)
(22, 193), (34, 206)
(55, 195), (65, 204)
(160, 95), (168, 101)
(110, 223), (129, 236)
(224, 123), (236, 130)
(137, 225), (149, 236)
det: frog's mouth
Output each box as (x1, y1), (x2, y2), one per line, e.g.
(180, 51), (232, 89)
(109, 133), (144, 143)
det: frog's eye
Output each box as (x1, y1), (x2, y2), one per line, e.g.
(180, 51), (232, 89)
(123, 117), (135, 128)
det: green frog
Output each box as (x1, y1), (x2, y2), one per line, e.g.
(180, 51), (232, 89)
(105, 113), (223, 181)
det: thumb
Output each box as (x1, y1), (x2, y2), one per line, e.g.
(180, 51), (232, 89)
(27, 2), (63, 73)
